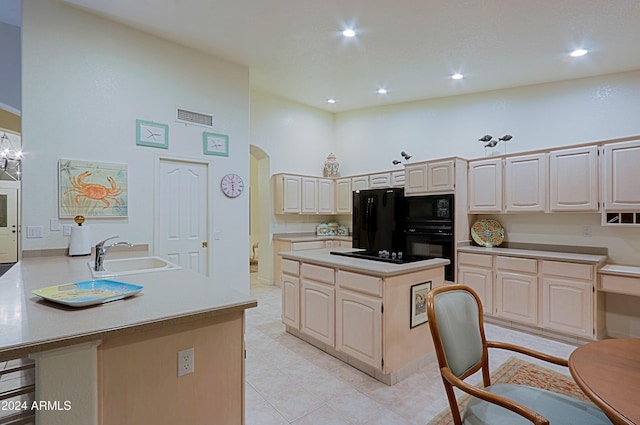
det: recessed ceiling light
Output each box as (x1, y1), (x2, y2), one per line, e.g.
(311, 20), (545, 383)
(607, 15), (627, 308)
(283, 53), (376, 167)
(451, 73), (464, 80)
(377, 88), (387, 94)
(570, 49), (588, 57)
(326, 98), (336, 104)
(342, 29), (356, 38)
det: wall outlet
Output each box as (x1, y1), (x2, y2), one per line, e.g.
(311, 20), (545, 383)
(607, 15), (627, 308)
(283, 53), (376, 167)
(582, 226), (592, 237)
(63, 224), (72, 236)
(177, 348), (194, 377)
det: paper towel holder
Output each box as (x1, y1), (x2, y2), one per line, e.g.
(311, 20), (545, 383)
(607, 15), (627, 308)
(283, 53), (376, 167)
(69, 215), (91, 257)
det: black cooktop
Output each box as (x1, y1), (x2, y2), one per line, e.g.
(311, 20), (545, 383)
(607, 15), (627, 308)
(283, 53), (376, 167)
(330, 250), (436, 264)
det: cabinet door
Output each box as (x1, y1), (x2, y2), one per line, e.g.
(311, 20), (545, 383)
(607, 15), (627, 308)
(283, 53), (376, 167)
(282, 274), (300, 329)
(404, 164), (427, 195)
(542, 277), (593, 338)
(505, 153), (547, 212)
(339, 240), (352, 248)
(468, 159), (503, 212)
(603, 141), (640, 211)
(391, 171), (405, 187)
(335, 178), (352, 214)
(369, 173), (391, 188)
(317, 178), (334, 214)
(281, 175), (301, 213)
(427, 160), (455, 192)
(301, 177), (318, 214)
(458, 266), (493, 315)
(301, 280), (335, 346)
(352, 176), (369, 192)
(336, 288), (382, 369)
(495, 271), (538, 325)
(549, 146), (599, 212)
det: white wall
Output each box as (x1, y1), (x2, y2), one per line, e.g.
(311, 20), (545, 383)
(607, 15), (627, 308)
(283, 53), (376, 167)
(335, 70), (640, 174)
(0, 21), (21, 113)
(22, 0), (250, 293)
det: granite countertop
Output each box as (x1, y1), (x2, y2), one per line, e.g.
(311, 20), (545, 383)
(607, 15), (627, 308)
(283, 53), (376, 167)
(0, 256), (257, 361)
(273, 233), (352, 242)
(458, 245), (608, 264)
(279, 247), (449, 277)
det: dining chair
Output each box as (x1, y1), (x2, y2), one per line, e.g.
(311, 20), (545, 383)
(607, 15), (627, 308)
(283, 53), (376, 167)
(426, 284), (612, 425)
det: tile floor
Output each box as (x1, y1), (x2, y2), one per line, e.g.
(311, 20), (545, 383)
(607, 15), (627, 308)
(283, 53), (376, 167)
(245, 274), (578, 425)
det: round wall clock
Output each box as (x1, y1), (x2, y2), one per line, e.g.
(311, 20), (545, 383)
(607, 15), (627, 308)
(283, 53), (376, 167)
(220, 173), (244, 198)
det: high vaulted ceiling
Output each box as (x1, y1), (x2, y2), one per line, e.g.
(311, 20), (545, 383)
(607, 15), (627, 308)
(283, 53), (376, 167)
(60, 0), (640, 112)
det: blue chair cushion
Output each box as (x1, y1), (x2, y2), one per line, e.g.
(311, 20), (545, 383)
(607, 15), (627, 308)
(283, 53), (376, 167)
(463, 383), (612, 425)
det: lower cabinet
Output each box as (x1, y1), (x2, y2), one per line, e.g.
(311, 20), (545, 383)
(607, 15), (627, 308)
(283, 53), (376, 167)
(281, 261), (300, 329)
(495, 256), (538, 325)
(335, 288), (382, 369)
(300, 264), (335, 345)
(457, 252), (493, 315)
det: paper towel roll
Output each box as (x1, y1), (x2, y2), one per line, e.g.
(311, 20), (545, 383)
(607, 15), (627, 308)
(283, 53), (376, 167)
(69, 225), (91, 256)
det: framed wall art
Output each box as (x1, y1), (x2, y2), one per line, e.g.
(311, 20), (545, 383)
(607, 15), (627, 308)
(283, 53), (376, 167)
(59, 159), (128, 218)
(136, 119), (169, 149)
(410, 281), (432, 328)
(203, 131), (229, 157)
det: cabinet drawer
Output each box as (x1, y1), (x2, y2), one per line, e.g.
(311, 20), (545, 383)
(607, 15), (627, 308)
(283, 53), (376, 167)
(336, 270), (382, 297)
(292, 241), (325, 250)
(543, 261), (593, 281)
(496, 256), (537, 274)
(599, 274), (640, 296)
(458, 252), (493, 268)
(281, 259), (299, 276)
(302, 263), (335, 285)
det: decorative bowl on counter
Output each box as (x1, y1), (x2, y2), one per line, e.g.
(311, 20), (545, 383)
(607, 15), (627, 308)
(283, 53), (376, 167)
(471, 219), (505, 247)
(316, 223), (330, 236)
(337, 225), (349, 236)
(327, 222), (339, 235)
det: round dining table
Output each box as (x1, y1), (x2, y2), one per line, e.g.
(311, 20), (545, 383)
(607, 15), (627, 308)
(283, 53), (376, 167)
(568, 338), (640, 425)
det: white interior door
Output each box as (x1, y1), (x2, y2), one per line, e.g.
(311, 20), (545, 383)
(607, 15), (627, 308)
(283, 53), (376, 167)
(0, 187), (18, 263)
(158, 160), (208, 276)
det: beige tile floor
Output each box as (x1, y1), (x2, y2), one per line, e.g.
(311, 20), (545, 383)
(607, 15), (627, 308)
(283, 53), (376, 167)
(246, 274), (578, 425)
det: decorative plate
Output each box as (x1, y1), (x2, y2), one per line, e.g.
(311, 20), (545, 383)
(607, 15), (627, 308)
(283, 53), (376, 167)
(33, 279), (143, 307)
(471, 219), (505, 247)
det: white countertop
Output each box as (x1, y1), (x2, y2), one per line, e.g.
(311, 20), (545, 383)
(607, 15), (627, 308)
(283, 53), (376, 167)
(278, 247), (449, 277)
(0, 256), (256, 361)
(458, 245), (608, 264)
(273, 234), (352, 242)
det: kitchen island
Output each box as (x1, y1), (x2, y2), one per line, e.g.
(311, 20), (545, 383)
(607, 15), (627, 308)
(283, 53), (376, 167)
(278, 247), (449, 385)
(0, 255), (256, 425)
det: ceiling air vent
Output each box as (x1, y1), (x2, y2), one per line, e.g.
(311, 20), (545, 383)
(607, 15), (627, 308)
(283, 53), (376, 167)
(176, 108), (214, 128)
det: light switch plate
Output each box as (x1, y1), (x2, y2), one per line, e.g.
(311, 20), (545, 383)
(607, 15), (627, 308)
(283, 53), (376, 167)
(63, 225), (72, 236)
(50, 218), (61, 231)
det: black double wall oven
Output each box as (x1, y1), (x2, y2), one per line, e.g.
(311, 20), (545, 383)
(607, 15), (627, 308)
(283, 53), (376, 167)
(404, 194), (455, 282)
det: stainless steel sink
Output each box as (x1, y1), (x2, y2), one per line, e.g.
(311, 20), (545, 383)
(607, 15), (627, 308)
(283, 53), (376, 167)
(88, 256), (182, 278)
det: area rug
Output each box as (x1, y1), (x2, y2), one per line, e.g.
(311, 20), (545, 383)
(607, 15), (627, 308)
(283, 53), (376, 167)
(427, 356), (590, 425)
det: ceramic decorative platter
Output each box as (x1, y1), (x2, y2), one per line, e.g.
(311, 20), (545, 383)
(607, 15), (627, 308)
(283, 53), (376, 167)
(471, 219), (505, 247)
(32, 279), (143, 307)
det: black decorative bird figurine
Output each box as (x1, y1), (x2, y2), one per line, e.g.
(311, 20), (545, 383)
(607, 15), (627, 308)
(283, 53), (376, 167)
(392, 159), (401, 165)
(478, 134), (493, 142)
(400, 151), (412, 160)
(499, 134), (512, 142)
(484, 139), (498, 148)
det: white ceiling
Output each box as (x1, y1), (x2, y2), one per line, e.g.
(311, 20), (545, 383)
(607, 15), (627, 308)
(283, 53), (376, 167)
(55, 1), (640, 112)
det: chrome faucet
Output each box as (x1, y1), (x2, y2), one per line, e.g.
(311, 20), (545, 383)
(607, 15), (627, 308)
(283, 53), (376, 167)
(94, 235), (134, 271)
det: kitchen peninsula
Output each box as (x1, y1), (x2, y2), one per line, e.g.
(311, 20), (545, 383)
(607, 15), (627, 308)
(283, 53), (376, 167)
(0, 254), (256, 425)
(279, 247), (449, 385)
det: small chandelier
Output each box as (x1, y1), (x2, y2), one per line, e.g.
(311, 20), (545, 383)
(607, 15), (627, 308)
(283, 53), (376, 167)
(0, 132), (22, 181)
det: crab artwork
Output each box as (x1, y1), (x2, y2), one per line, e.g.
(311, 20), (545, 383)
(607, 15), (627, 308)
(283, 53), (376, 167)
(65, 171), (123, 208)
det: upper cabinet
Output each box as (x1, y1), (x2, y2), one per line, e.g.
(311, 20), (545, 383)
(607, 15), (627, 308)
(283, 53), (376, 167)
(351, 176), (369, 192)
(504, 153), (547, 213)
(273, 174), (302, 214)
(335, 178), (352, 214)
(274, 174), (333, 215)
(549, 146), (599, 212)
(468, 158), (503, 213)
(404, 159), (457, 196)
(603, 140), (640, 211)
(368, 172), (392, 188)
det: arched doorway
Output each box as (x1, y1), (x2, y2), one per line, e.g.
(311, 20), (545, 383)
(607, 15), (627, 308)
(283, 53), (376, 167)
(249, 145), (272, 284)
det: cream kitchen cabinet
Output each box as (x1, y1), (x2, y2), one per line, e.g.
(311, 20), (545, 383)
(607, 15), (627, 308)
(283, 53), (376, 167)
(317, 178), (334, 214)
(281, 258), (300, 329)
(549, 146), (599, 212)
(468, 158), (503, 212)
(542, 260), (594, 338)
(494, 256), (539, 325)
(351, 176), (369, 192)
(273, 174), (302, 214)
(273, 238), (349, 285)
(404, 159), (457, 195)
(457, 252), (493, 315)
(504, 153), (547, 213)
(335, 178), (352, 214)
(391, 170), (405, 187)
(603, 140), (640, 211)
(368, 172), (392, 188)
(301, 177), (334, 214)
(300, 263), (335, 346)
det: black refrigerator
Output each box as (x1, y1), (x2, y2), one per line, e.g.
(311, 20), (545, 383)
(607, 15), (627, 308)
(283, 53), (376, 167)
(352, 188), (406, 253)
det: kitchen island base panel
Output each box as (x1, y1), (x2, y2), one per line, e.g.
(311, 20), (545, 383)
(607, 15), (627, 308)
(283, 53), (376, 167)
(285, 325), (435, 386)
(99, 311), (245, 425)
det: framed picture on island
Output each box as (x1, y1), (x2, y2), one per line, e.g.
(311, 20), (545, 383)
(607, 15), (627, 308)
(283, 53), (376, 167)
(410, 281), (432, 328)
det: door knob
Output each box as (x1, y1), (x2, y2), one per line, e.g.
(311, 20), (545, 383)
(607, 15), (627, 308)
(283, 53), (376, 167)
(202, 241), (208, 248)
